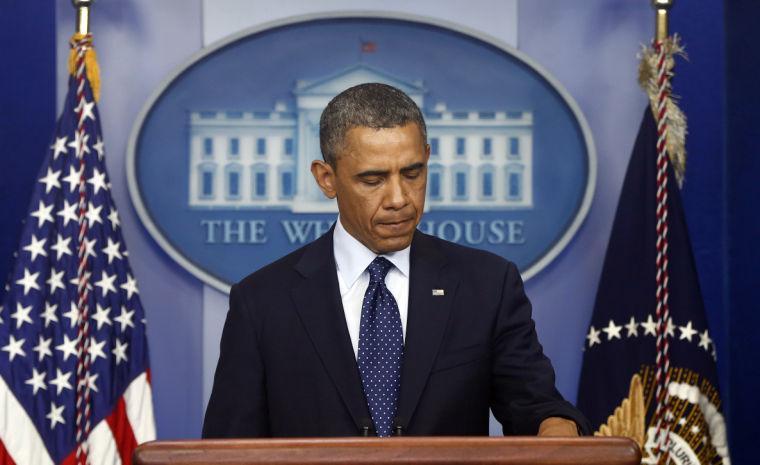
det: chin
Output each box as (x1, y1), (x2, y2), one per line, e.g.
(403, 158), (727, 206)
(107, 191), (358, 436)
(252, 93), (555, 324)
(374, 235), (414, 254)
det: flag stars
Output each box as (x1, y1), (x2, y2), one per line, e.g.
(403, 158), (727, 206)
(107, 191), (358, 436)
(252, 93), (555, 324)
(10, 302), (33, 329)
(46, 402), (66, 429)
(85, 201), (104, 227)
(50, 136), (68, 159)
(86, 372), (99, 393)
(121, 274), (139, 299)
(76, 97), (96, 124)
(107, 208), (120, 229)
(93, 137), (105, 160)
(602, 319), (623, 340)
(68, 129), (90, 158)
(33, 335), (53, 362)
(89, 338), (107, 362)
(69, 270), (93, 292)
(92, 304), (112, 330)
(38, 167), (61, 193)
(587, 313), (719, 361)
(102, 238), (123, 264)
(87, 167), (108, 194)
(57, 200), (79, 227)
(678, 321), (698, 342)
(698, 330), (712, 351)
(23, 234), (48, 262)
(625, 316), (639, 337)
(115, 306), (135, 332)
(665, 317), (676, 338)
(30, 201), (54, 228)
(641, 314), (658, 336)
(25, 368), (47, 395)
(47, 269), (65, 294)
(50, 234), (73, 260)
(56, 334), (79, 362)
(41, 302), (59, 327)
(16, 268), (41, 295)
(112, 339), (129, 364)
(62, 302), (80, 328)
(83, 238), (97, 259)
(2, 335), (26, 361)
(62, 166), (82, 193)
(586, 326), (602, 347)
(95, 271), (117, 297)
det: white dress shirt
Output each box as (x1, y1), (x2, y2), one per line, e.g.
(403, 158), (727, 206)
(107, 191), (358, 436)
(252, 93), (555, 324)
(333, 217), (409, 359)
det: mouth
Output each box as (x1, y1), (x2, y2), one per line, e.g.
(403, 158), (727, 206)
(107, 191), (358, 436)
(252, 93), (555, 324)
(376, 218), (415, 234)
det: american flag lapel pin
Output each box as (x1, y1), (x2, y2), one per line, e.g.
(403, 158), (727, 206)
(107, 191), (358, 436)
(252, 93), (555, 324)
(432, 289), (445, 296)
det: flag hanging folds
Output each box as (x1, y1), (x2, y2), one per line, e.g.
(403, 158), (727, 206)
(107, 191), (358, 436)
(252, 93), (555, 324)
(577, 40), (729, 465)
(0, 34), (155, 465)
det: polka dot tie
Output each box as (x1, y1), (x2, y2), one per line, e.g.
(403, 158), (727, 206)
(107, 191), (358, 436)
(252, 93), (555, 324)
(357, 256), (404, 437)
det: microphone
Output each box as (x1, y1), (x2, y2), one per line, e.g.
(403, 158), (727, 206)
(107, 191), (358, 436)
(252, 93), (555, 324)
(392, 416), (406, 436)
(359, 418), (375, 437)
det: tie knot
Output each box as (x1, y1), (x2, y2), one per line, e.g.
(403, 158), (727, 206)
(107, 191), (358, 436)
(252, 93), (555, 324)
(367, 256), (393, 284)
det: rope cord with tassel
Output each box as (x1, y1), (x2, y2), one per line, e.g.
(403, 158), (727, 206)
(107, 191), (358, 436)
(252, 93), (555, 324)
(70, 32), (98, 465)
(639, 36), (687, 465)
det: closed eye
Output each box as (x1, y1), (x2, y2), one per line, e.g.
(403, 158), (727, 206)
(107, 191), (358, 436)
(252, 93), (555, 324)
(403, 168), (422, 179)
(360, 177), (383, 186)
(401, 162), (425, 179)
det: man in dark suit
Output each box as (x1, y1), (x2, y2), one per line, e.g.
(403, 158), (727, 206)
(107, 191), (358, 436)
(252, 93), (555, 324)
(203, 83), (590, 438)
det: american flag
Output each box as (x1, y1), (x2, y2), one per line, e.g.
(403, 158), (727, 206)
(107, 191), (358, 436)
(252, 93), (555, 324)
(0, 34), (155, 465)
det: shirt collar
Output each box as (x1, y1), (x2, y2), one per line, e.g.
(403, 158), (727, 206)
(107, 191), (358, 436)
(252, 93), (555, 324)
(333, 216), (410, 288)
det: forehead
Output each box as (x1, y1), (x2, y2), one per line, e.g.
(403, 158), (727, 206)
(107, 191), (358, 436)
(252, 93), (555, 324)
(339, 123), (425, 167)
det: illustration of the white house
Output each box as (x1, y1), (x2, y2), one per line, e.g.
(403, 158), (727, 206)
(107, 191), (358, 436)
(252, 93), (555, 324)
(188, 64), (533, 212)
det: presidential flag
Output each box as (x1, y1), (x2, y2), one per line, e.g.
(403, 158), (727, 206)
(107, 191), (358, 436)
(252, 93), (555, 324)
(0, 34), (155, 465)
(577, 39), (729, 465)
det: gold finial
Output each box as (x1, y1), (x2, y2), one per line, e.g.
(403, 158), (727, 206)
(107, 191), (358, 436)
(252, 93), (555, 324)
(72, 0), (94, 35)
(651, 0), (674, 42)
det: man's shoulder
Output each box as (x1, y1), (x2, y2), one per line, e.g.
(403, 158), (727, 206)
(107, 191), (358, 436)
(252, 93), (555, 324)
(234, 234), (326, 293)
(416, 231), (515, 274)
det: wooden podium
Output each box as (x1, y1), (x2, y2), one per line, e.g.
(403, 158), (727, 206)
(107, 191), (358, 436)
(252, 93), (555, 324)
(134, 437), (640, 465)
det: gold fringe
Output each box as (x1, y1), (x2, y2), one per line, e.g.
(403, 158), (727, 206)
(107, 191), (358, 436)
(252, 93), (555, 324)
(638, 35), (687, 187)
(68, 33), (101, 102)
(594, 374), (646, 450)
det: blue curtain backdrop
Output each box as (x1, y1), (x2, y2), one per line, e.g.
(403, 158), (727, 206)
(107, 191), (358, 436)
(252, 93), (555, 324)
(0, 2), (57, 291)
(0, 2), (757, 464)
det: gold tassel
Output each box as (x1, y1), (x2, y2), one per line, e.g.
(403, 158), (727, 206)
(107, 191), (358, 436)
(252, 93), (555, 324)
(638, 35), (688, 187)
(67, 33), (101, 102)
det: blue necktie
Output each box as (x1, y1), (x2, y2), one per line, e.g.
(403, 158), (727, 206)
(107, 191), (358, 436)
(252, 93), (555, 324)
(357, 256), (404, 437)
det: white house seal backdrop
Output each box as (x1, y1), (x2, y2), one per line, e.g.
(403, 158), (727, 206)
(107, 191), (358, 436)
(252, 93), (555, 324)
(127, 14), (595, 293)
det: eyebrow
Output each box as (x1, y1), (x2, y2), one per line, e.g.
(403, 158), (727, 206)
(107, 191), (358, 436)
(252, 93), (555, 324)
(355, 162), (425, 178)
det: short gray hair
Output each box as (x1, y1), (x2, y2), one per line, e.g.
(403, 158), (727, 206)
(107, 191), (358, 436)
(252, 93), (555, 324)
(319, 83), (427, 166)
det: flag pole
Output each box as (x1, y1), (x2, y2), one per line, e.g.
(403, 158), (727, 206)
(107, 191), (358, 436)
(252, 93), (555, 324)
(651, 0), (673, 42)
(72, 0), (93, 34)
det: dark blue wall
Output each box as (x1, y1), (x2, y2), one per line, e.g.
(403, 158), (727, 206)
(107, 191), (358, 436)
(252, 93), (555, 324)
(671, 1), (760, 463)
(0, 3), (57, 291)
(724, 1), (760, 464)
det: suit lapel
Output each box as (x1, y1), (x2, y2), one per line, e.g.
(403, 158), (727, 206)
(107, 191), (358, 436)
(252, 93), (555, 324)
(290, 231), (370, 430)
(397, 231), (458, 429)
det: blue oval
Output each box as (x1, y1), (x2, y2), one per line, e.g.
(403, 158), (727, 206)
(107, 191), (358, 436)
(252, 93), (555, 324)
(127, 14), (595, 292)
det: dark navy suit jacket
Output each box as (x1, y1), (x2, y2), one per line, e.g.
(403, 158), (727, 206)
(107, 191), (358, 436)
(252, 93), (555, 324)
(202, 229), (590, 437)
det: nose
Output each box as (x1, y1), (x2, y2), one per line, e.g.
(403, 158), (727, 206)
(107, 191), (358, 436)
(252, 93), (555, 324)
(384, 175), (408, 210)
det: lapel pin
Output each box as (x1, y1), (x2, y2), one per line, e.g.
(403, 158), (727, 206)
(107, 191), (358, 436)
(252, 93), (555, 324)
(432, 289), (445, 296)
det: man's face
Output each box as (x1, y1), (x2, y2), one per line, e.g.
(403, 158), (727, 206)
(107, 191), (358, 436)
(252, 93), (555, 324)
(312, 123), (429, 254)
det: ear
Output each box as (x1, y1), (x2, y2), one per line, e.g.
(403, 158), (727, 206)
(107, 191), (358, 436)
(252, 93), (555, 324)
(311, 160), (337, 199)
